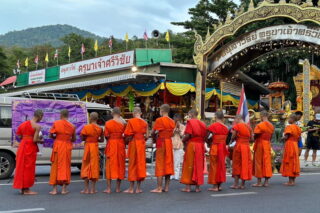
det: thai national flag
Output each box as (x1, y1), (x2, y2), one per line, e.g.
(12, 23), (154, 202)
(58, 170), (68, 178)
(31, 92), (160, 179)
(143, 30), (148, 41)
(236, 85), (250, 125)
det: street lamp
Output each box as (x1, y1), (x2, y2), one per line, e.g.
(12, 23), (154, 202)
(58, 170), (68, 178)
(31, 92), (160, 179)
(131, 66), (138, 72)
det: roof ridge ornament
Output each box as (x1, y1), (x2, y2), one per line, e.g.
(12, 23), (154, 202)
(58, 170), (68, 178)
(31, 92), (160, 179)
(225, 13), (232, 24)
(205, 27), (211, 41)
(248, 0), (255, 11)
(301, 0), (313, 7)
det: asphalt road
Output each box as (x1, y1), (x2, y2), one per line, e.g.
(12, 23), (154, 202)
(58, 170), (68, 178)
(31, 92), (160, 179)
(0, 167), (320, 213)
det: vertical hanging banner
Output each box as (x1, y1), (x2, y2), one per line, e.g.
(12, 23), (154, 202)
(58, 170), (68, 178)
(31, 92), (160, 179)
(60, 50), (134, 79)
(28, 69), (46, 85)
(12, 99), (87, 147)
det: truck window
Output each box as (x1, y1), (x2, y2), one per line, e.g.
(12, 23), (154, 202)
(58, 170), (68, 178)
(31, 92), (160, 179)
(0, 106), (12, 127)
(87, 109), (112, 126)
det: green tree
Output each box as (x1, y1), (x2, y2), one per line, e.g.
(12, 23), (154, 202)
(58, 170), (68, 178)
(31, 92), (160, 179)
(0, 47), (9, 81)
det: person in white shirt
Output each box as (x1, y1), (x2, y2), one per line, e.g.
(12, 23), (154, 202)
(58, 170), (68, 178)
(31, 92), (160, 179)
(171, 114), (185, 180)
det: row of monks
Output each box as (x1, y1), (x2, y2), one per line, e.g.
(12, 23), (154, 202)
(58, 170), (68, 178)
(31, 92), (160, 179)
(12, 104), (301, 195)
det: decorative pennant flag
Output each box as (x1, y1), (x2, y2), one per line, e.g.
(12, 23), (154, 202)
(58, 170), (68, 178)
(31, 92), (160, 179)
(45, 53), (49, 62)
(94, 40), (98, 52)
(24, 57), (28, 67)
(108, 38), (113, 48)
(68, 46), (71, 58)
(125, 33), (129, 43)
(54, 49), (59, 59)
(236, 84), (250, 125)
(143, 30), (148, 41)
(165, 31), (170, 42)
(34, 55), (39, 64)
(81, 43), (86, 55)
(16, 59), (20, 69)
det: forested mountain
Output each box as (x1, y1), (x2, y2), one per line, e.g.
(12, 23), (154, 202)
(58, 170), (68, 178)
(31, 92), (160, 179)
(0, 24), (104, 48)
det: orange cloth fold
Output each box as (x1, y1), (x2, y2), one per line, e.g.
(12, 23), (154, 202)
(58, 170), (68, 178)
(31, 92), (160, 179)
(180, 119), (206, 185)
(253, 121), (274, 178)
(124, 118), (147, 181)
(80, 123), (102, 181)
(153, 117), (175, 177)
(232, 123), (252, 181)
(13, 121), (38, 189)
(104, 120), (126, 180)
(280, 124), (301, 177)
(49, 120), (75, 186)
(207, 122), (229, 185)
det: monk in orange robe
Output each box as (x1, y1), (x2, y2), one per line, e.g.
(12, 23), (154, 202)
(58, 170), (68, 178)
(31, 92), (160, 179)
(252, 111), (274, 187)
(80, 112), (103, 194)
(281, 114), (301, 186)
(49, 109), (76, 195)
(151, 104), (175, 193)
(230, 115), (253, 189)
(206, 111), (229, 192)
(13, 110), (43, 195)
(104, 107), (126, 193)
(124, 107), (148, 194)
(180, 109), (207, 193)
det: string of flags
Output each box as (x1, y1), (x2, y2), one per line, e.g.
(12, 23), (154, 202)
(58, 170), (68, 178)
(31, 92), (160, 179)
(17, 30), (171, 71)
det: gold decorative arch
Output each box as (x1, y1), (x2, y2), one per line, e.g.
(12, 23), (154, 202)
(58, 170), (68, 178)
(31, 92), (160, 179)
(194, 0), (320, 117)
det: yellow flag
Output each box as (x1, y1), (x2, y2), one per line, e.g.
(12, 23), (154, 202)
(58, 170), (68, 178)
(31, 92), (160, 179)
(94, 40), (98, 52)
(68, 46), (71, 57)
(24, 57), (28, 67)
(125, 33), (129, 43)
(45, 53), (49, 62)
(165, 31), (170, 42)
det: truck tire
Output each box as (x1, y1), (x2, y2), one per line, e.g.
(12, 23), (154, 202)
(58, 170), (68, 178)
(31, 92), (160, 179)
(0, 152), (15, 180)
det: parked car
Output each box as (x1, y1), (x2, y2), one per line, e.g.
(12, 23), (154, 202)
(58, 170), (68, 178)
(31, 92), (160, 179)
(0, 94), (111, 179)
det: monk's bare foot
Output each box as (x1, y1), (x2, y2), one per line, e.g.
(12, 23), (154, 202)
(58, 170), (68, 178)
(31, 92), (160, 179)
(80, 190), (89, 194)
(208, 188), (219, 192)
(103, 189), (111, 194)
(218, 187), (222, 191)
(229, 185), (239, 189)
(252, 183), (263, 187)
(23, 190), (38, 195)
(49, 191), (57, 195)
(181, 188), (191, 192)
(90, 190), (98, 194)
(61, 190), (69, 195)
(135, 189), (143, 194)
(263, 183), (269, 187)
(116, 189), (121, 193)
(239, 185), (245, 189)
(150, 188), (162, 193)
(195, 188), (201, 193)
(283, 182), (295, 186)
(163, 188), (169, 192)
(123, 189), (134, 194)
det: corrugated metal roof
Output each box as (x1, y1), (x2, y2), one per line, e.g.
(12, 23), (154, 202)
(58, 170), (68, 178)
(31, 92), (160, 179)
(1, 73), (166, 97)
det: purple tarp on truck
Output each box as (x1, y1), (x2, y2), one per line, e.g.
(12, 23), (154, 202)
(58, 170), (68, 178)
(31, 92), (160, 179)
(12, 99), (88, 147)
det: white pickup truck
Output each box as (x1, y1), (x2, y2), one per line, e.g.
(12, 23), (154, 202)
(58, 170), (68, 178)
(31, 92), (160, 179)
(0, 94), (111, 179)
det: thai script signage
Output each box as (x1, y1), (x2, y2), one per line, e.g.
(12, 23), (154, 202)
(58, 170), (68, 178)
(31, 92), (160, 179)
(60, 50), (134, 79)
(28, 69), (45, 85)
(211, 24), (320, 70)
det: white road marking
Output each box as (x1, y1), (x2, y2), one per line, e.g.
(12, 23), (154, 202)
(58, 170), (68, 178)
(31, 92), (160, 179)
(211, 192), (257, 197)
(0, 208), (45, 213)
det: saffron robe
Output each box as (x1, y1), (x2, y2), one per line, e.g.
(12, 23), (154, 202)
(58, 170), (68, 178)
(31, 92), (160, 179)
(153, 116), (175, 177)
(13, 121), (38, 189)
(280, 124), (301, 177)
(124, 118), (148, 181)
(253, 121), (274, 178)
(232, 123), (253, 181)
(207, 122), (229, 185)
(180, 119), (206, 185)
(104, 120), (126, 180)
(80, 123), (102, 181)
(49, 120), (75, 185)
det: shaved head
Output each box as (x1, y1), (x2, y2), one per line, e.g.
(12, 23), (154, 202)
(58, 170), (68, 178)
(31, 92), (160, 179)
(234, 115), (243, 123)
(260, 110), (269, 118)
(215, 111), (224, 120)
(188, 109), (198, 118)
(90, 112), (99, 121)
(60, 109), (69, 118)
(160, 104), (170, 113)
(112, 107), (121, 116)
(288, 113), (297, 124)
(34, 109), (43, 118)
(133, 107), (142, 117)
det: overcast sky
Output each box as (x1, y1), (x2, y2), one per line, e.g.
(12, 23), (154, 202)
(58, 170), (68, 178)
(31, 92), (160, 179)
(0, 0), (204, 38)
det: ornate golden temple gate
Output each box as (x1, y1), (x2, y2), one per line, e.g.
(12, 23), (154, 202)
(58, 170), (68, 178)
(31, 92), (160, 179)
(193, 0), (320, 119)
